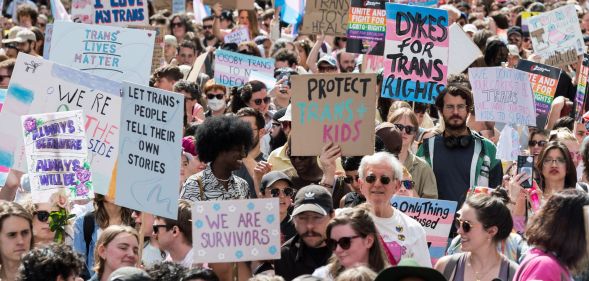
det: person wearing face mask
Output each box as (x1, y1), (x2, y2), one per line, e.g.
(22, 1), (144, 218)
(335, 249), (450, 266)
(203, 80), (227, 118)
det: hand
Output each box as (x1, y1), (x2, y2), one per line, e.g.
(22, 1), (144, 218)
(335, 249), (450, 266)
(213, 2), (222, 17)
(204, 46), (216, 53)
(552, 96), (567, 110)
(254, 161), (272, 182)
(319, 143), (341, 177)
(508, 173), (530, 203)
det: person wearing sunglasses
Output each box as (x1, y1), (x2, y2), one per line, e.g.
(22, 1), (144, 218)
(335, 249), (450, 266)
(169, 14), (195, 43)
(435, 193), (518, 281)
(152, 200), (195, 269)
(201, 16), (221, 49)
(393, 167), (417, 198)
(527, 130), (548, 165)
(20, 196), (60, 247)
(203, 80), (227, 118)
(275, 185), (335, 281)
(357, 152), (431, 267)
(388, 107), (438, 199)
(260, 171), (297, 243)
(312, 208), (389, 280)
(339, 156), (366, 208)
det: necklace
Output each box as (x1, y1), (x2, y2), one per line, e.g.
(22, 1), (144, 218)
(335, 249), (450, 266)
(215, 176), (231, 182)
(467, 253), (500, 281)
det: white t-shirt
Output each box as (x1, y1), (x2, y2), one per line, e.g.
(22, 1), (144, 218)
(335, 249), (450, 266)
(312, 265), (334, 281)
(372, 209), (432, 267)
(165, 248), (195, 269)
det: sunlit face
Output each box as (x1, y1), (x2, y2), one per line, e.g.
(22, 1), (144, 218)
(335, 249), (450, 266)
(541, 148), (567, 184)
(247, 89), (269, 114)
(263, 180), (293, 216)
(330, 224), (372, 269)
(131, 211), (154, 237)
(238, 11), (250, 27)
(171, 17), (186, 39)
(441, 95), (469, 131)
(0, 216), (31, 264)
(456, 205), (491, 252)
(395, 173), (415, 198)
(32, 203), (58, 243)
(563, 140), (581, 167)
(293, 211), (331, 248)
(393, 115), (417, 148)
(98, 233), (139, 273)
(338, 52), (356, 73)
(344, 170), (361, 192)
(18, 15), (32, 27)
(529, 133), (547, 157)
(154, 77), (175, 91)
(574, 122), (587, 144)
(177, 47), (196, 66)
(359, 163), (400, 205)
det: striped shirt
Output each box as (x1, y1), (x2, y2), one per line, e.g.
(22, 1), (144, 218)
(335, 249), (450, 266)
(180, 165), (250, 202)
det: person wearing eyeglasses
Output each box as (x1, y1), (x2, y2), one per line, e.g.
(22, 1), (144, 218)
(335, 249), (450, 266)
(417, 84), (502, 237)
(203, 80), (228, 118)
(388, 107), (438, 199)
(152, 200), (194, 269)
(357, 152), (431, 267)
(434, 193), (518, 281)
(312, 208), (389, 280)
(527, 130), (548, 165)
(274, 185), (335, 281)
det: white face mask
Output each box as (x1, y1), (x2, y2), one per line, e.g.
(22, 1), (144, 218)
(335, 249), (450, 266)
(208, 98), (226, 111)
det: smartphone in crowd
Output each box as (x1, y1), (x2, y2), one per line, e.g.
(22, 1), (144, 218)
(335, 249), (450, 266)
(517, 155), (534, 189)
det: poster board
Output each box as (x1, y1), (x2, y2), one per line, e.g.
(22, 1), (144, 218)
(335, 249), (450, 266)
(42, 23), (53, 59)
(214, 49), (275, 87)
(71, 0), (149, 26)
(521, 11), (541, 37)
(448, 23), (482, 75)
(290, 73), (377, 156)
(576, 54), (589, 120)
(300, 0), (349, 36)
(346, 0), (386, 56)
(115, 81), (183, 219)
(202, 0), (254, 10)
(192, 198), (281, 263)
(468, 67), (536, 126)
(0, 53), (121, 195)
(516, 60), (562, 128)
(391, 196), (457, 265)
(0, 89), (8, 187)
(49, 22), (155, 85)
(128, 24), (165, 74)
(527, 5), (583, 67)
(224, 27), (250, 45)
(381, 3), (448, 104)
(21, 110), (94, 203)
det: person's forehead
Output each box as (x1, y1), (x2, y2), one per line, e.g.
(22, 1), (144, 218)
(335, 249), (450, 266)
(365, 163), (394, 173)
(296, 211), (326, 217)
(443, 94), (467, 104)
(270, 180), (291, 189)
(180, 47), (195, 54)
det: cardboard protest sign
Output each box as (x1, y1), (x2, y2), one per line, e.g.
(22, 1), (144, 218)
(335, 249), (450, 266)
(192, 198), (281, 263)
(521, 11), (541, 37)
(21, 110), (94, 203)
(516, 60), (562, 128)
(468, 67), (536, 126)
(0, 53), (121, 195)
(346, 0), (386, 56)
(214, 49), (275, 87)
(300, 0), (349, 36)
(49, 22), (155, 85)
(202, 0), (254, 10)
(71, 0), (148, 26)
(575, 54), (589, 120)
(381, 4), (448, 104)
(151, 0), (171, 13)
(115, 82), (183, 219)
(391, 196), (457, 265)
(224, 27), (250, 45)
(448, 23), (482, 75)
(290, 73), (377, 156)
(527, 5), (583, 67)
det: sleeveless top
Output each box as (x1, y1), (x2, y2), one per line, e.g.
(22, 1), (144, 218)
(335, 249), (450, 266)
(443, 253), (518, 281)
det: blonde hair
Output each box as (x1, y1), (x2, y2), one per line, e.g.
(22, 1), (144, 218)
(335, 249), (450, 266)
(334, 266), (377, 281)
(549, 128), (577, 143)
(93, 225), (139, 278)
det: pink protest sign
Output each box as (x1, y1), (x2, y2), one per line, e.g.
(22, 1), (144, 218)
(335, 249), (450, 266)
(391, 196), (457, 265)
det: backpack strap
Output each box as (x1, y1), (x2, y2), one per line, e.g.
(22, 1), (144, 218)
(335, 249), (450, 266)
(442, 253), (462, 281)
(83, 211), (95, 259)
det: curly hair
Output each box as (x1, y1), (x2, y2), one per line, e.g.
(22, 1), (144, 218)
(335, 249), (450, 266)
(146, 261), (187, 281)
(195, 116), (253, 163)
(434, 83), (474, 113)
(182, 268), (219, 281)
(17, 243), (84, 281)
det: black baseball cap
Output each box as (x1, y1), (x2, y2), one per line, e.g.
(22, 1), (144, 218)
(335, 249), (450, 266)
(261, 171), (293, 194)
(375, 258), (447, 281)
(108, 267), (152, 281)
(292, 185), (333, 216)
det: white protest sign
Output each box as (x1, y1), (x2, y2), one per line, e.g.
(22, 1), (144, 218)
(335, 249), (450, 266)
(448, 23), (482, 75)
(248, 70), (276, 92)
(71, 0), (149, 26)
(214, 49), (275, 87)
(49, 22), (155, 85)
(468, 67), (536, 126)
(527, 5), (584, 67)
(115, 81), (183, 219)
(224, 27), (250, 45)
(192, 198), (281, 263)
(21, 110), (94, 203)
(0, 53), (121, 195)
(496, 125), (520, 161)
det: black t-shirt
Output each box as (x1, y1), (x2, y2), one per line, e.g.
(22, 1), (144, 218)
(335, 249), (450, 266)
(432, 135), (474, 207)
(274, 235), (331, 281)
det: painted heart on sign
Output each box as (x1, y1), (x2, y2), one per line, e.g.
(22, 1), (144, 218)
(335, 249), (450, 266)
(235, 250), (244, 259)
(266, 214), (275, 224)
(148, 33), (152, 37)
(268, 246), (277, 255)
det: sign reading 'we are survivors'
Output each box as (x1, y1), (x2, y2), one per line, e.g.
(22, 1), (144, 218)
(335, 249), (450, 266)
(290, 73), (376, 156)
(381, 4), (449, 104)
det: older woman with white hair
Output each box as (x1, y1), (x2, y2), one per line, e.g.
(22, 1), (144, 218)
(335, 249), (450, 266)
(358, 152), (431, 267)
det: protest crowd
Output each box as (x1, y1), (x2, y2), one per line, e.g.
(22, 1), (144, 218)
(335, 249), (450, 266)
(3, 0), (589, 280)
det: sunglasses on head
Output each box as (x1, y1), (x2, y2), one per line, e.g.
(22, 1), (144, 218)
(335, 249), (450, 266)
(365, 174), (392, 185)
(326, 235), (361, 251)
(343, 175), (360, 184)
(454, 218), (474, 233)
(253, 96), (271, 105)
(528, 140), (547, 147)
(401, 180), (414, 190)
(34, 211), (50, 222)
(394, 124), (417, 135)
(207, 93), (224, 100)
(269, 187), (295, 197)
